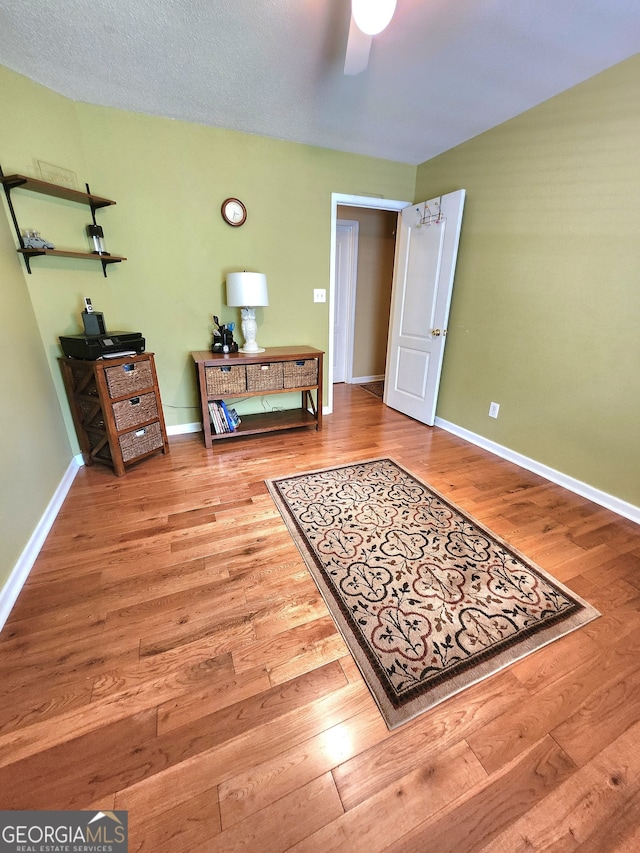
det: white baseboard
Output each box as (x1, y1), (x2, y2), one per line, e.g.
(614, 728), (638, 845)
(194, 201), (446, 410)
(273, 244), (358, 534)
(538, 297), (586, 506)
(350, 374), (385, 384)
(167, 421), (202, 436)
(0, 457), (81, 632)
(435, 417), (640, 525)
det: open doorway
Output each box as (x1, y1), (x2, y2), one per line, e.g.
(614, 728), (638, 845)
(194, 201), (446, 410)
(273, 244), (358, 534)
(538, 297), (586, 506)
(336, 207), (398, 385)
(328, 193), (409, 414)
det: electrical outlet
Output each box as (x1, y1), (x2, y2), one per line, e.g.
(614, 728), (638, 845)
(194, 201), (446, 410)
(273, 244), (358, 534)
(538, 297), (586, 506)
(489, 402), (500, 419)
(313, 289), (326, 303)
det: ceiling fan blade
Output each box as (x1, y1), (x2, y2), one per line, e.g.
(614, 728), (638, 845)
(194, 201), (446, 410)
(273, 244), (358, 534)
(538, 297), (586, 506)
(344, 15), (372, 75)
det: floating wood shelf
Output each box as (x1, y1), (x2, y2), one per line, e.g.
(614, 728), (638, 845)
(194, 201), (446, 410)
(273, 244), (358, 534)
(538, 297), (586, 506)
(0, 173), (116, 208)
(18, 247), (126, 273)
(0, 164), (125, 277)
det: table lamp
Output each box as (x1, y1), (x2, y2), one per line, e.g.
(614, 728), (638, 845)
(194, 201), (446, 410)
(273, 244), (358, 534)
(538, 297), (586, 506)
(226, 271), (269, 353)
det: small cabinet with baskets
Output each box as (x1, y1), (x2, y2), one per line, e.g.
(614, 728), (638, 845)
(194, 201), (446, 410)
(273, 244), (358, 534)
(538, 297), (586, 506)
(192, 346), (324, 448)
(60, 352), (170, 476)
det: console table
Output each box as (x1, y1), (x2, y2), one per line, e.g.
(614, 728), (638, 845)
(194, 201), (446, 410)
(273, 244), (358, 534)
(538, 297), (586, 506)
(192, 346), (323, 448)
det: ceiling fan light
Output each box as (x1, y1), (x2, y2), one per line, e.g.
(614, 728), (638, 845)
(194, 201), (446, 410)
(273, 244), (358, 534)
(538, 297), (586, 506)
(351, 0), (397, 36)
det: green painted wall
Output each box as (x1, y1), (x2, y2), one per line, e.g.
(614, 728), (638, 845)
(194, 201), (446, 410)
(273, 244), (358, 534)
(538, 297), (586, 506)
(40, 93), (414, 434)
(0, 64), (415, 587)
(417, 54), (640, 507)
(0, 70), (75, 584)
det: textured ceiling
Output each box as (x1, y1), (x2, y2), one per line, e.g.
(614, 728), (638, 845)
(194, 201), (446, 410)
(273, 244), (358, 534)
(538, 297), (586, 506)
(0, 0), (639, 164)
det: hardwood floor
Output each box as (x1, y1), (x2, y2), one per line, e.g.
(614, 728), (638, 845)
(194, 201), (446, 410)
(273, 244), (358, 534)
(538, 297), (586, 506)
(2, 382), (640, 851)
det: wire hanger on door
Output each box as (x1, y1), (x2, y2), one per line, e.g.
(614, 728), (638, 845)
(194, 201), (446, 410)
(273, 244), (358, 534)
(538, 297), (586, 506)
(415, 197), (445, 228)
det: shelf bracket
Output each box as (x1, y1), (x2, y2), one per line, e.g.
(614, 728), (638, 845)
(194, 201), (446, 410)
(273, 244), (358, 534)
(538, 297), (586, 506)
(0, 164), (30, 270)
(101, 257), (123, 277)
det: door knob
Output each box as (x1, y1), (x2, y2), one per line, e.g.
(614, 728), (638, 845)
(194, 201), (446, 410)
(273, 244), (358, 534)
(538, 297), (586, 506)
(431, 329), (441, 337)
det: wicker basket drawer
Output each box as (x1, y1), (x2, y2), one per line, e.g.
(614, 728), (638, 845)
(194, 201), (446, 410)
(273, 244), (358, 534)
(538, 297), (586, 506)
(246, 362), (284, 392)
(205, 365), (246, 396)
(105, 360), (153, 398)
(283, 359), (318, 388)
(118, 421), (164, 463)
(112, 392), (158, 431)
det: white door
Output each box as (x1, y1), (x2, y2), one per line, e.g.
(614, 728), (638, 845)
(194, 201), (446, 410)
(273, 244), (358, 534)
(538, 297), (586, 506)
(333, 220), (359, 383)
(384, 189), (465, 426)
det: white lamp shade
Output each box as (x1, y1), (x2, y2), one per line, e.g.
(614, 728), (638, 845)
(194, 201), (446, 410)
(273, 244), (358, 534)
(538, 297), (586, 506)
(352, 0), (396, 35)
(226, 272), (269, 307)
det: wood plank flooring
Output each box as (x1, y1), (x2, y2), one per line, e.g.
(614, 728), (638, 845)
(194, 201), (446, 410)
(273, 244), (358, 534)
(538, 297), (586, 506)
(1, 382), (639, 851)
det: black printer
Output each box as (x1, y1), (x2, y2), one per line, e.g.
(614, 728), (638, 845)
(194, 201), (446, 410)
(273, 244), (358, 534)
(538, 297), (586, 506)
(59, 331), (145, 360)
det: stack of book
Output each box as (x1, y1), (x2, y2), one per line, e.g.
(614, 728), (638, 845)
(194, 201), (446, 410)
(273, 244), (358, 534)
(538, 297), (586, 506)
(208, 401), (241, 434)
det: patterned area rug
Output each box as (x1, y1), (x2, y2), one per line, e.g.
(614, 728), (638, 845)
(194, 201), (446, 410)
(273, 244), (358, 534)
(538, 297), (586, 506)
(356, 381), (384, 399)
(266, 458), (600, 729)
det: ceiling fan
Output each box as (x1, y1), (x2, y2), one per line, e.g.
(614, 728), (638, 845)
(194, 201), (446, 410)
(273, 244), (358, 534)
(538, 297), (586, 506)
(344, 0), (397, 75)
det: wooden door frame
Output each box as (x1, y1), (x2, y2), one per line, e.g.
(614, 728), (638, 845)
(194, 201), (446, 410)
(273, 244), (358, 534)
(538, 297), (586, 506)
(328, 193), (409, 414)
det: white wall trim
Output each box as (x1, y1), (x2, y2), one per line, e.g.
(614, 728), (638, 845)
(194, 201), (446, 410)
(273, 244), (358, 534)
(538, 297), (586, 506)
(167, 421), (202, 435)
(435, 417), (640, 525)
(0, 456), (81, 632)
(350, 374), (385, 385)
(329, 192), (410, 416)
(334, 219), (360, 385)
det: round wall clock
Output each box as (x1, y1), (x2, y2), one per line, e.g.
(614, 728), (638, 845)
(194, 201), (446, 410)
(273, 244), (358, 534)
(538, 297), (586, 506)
(221, 198), (247, 227)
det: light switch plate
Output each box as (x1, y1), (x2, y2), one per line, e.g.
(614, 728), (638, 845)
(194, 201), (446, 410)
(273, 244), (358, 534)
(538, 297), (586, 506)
(314, 289), (326, 303)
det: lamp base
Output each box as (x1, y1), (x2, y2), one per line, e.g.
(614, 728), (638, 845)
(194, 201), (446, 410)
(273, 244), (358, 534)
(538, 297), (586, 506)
(239, 308), (265, 354)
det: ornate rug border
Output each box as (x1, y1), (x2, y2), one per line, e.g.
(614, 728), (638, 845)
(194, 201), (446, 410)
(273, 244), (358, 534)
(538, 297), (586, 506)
(265, 457), (601, 729)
